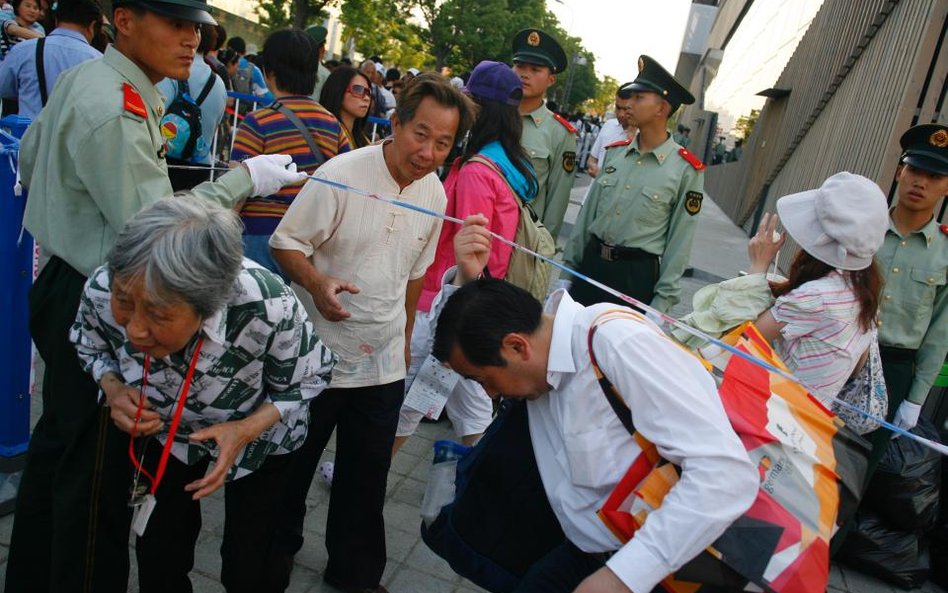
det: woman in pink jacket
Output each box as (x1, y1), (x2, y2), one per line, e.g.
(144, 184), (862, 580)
(417, 60), (538, 312)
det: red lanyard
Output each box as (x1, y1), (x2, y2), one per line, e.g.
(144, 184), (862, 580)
(128, 337), (205, 495)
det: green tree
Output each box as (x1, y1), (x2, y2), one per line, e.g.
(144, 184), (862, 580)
(583, 75), (618, 115)
(254, 0), (338, 29)
(734, 108), (760, 140)
(338, 0), (420, 62)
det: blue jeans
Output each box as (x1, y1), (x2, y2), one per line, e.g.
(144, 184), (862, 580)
(242, 234), (289, 283)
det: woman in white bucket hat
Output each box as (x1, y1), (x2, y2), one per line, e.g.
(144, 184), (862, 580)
(746, 171), (889, 405)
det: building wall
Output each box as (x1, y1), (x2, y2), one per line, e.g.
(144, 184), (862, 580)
(701, 0), (946, 266)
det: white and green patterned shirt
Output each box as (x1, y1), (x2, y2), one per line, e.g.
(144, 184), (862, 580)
(71, 259), (336, 481)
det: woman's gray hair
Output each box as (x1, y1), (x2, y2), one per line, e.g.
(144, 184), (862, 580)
(107, 196), (244, 319)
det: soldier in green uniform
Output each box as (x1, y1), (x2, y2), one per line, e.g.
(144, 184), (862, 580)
(564, 55), (702, 313)
(512, 28), (577, 240)
(868, 123), (948, 470)
(306, 24), (332, 101)
(6, 1), (305, 591)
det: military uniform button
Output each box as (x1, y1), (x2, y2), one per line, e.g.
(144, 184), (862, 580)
(892, 267), (899, 273)
(900, 241), (907, 247)
(884, 294), (891, 300)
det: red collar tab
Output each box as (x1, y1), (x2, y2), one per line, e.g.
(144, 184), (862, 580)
(940, 223), (948, 236)
(678, 147), (705, 171)
(123, 83), (148, 119)
(552, 112), (577, 134)
(605, 138), (633, 149)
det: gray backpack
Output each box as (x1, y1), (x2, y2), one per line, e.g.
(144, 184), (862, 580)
(466, 156), (554, 302)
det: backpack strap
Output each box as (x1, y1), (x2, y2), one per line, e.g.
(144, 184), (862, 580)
(269, 100), (325, 167)
(35, 37), (47, 107)
(587, 309), (651, 436)
(195, 72), (216, 105)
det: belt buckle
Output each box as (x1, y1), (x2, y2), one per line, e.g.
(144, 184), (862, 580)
(599, 242), (616, 261)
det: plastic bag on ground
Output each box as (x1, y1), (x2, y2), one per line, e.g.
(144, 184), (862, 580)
(864, 417), (941, 533)
(837, 510), (930, 589)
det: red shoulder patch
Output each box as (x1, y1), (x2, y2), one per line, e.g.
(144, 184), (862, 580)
(678, 147), (705, 171)
(940, 223), (948, 236)
(552, 112), (577, 134)
(122, 82), (147, 119)
(605, 139), (633, 149)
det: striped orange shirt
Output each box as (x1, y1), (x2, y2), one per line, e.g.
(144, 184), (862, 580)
(232, 96), (350, 234)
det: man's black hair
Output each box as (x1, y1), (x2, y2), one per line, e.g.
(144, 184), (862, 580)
(385, 68), (401, 82)
(226, 36), (246, 54)
(433, 279), (542, 367)
(259, 29), (318, 96)
(53, 0), (103, 26)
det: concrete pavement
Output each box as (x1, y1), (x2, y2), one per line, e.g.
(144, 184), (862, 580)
(0, 174), (943, 593)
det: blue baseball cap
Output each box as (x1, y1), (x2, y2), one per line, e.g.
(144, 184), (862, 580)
(464, 60), (523, 107)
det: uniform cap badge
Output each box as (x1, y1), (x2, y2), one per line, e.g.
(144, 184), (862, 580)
(929, 129), (948, 148)
(527, 31), (540, 46)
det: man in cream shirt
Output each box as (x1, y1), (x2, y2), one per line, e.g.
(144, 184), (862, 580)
(270, 73), (476, 593)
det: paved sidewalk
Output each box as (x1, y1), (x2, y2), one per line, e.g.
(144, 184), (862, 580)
(0, 175), (943, 593)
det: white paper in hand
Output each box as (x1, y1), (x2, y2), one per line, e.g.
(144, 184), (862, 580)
(403, 354), (460, 419)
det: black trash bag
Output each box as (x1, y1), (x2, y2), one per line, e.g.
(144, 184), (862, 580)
(931, 538), (948, 590)
(837, 511), (930, 589)
(864, 417), (941, 533)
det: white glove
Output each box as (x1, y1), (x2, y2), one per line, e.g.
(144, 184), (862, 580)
(891, 401), (922, 438)
(243, 154), (307, 197)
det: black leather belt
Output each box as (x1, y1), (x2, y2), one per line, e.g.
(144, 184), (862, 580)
(592, 236), (657, 262)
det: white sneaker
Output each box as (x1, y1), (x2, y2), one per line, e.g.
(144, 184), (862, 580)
(318, 461), (334, 486)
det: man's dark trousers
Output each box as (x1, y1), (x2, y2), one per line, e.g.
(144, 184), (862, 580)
(278, 381), (405, 590)
(5, 256), (131, 593)
(569, 238), (660, 307)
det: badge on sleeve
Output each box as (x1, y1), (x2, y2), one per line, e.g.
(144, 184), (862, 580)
(563, 151), (576, 173)
(685, 191), (703, 216)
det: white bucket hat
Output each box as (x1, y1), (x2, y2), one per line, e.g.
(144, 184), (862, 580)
(776, 172), (889, 271)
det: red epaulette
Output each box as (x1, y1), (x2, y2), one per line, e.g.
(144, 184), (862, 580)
(605, 138), (633, 149)
(678, 147), (705, 171)
(940, 223), (948, 236)
(552, 112), (577, 134)
(123, 82), (147, 119)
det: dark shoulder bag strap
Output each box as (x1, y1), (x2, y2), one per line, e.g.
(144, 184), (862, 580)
(587, 310), (643, 436)
(195, 72), (216, 105)
(35, 37), (47, 106)
(269, 100), (325, 166)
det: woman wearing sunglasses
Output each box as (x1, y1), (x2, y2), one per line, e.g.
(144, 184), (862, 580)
(320, 65), (374, 148)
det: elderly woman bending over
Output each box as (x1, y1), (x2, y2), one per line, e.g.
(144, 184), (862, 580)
(70, 197), (334, 593)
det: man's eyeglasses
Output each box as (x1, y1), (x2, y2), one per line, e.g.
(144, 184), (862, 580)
(347, 84), (371, 99)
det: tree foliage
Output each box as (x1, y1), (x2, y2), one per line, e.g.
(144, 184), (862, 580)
(257, 0), (606, 107)
(255, 0), (337, 30)
(734, 108), (760, 140)
(583, 75), (619, 115)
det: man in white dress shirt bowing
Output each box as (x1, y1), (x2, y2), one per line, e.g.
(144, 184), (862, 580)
(431, 256), (757, 593)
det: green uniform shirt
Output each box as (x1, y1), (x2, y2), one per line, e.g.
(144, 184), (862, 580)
(563, 133), (704, 312)
(21, 45), (253, 277)
(876, 216), (947, 405)
(520, 102), (577, 239)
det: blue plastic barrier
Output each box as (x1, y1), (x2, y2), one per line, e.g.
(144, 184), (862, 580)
(0, 115), (32, 460)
